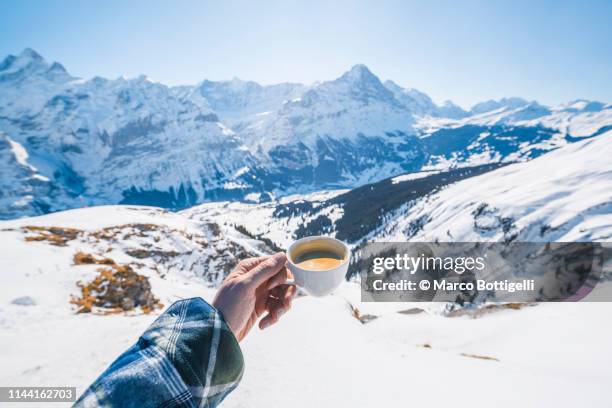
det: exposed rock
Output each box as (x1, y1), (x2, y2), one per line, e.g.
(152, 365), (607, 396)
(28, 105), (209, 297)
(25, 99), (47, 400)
(11, 296), (36, 306)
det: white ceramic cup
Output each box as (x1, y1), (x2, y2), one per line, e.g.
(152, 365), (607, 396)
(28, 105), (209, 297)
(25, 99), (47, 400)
(286, 236), (350, 297)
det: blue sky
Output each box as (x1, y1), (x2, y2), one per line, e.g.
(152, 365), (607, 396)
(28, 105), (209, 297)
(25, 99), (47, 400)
(1, 0), (610, 108)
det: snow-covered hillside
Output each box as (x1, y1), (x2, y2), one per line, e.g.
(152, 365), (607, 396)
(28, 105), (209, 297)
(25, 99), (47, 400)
(1, 204), (612, 408)
(1, 130), (610, 408)
(1, 48), (611, 220)
(0, 205), (275, 296)
(378, 130), (612, 243)
(187, 131), (612, 249)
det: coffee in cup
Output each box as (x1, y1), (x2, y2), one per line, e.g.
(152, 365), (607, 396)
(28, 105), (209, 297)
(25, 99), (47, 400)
(294, 250), (344, 271)
(286, 236), (350, 297)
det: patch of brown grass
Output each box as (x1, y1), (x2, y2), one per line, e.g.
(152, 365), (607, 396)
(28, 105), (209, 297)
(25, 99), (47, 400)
(73, 251), (115, 265)
(70, 263), (162, 315)
(23, 226), (81, 246)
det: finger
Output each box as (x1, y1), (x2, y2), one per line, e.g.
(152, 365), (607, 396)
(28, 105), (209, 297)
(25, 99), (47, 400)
(246, 252), (287, 286)
(236, 256), (269, 272)
(283, 285), (297, 307)
(259, 300), (284, 329)
(266, 266), (290, 290)
(259, 296), (283, 329)
(259, 311), (279, 329)
(270, 284), (296, 306)
(259, 291), (293, 330)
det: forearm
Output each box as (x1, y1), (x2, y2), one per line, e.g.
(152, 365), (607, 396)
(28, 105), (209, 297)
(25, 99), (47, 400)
(75, 298), (244, 408)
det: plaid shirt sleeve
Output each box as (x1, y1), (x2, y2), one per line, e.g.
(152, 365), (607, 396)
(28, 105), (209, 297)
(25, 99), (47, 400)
(75, 297), (244, 408)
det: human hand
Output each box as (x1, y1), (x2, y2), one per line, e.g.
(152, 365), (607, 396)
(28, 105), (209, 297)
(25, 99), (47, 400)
(212, 253), (296, 342)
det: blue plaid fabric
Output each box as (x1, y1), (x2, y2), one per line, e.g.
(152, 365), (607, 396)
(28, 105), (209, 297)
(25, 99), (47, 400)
(75, 298), (244, 408)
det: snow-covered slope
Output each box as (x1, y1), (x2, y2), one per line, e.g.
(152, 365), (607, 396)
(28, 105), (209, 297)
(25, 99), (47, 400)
(382, 79), (440, 116)
(384, 79), (468, 119)
(0, 206), (274, 292)
(1, 204), (611, 408)
(378, 131), (612, 242)
(0, 132), (72, 218)
(0, 205), (271, 402)
(184, 164), (504, 248)
(184, 78), (306, 132)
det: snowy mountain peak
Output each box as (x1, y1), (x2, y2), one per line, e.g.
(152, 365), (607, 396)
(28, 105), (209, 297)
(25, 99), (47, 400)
(437, 100), (469, 119)
(193, 78), (305, 129)
(2, 48), (46, 72)
(19, 47), (44, 62)
(342, 64), (378, 81)
(336, 65), (392, 96)
(470, 97), (533, 115)
(0, 48), (73, 83)
(197, 78), (265, 102)
(557, 99), (608, 113)
(49, 61), (67, 71)
(314, 64), (398, 106)
(441, 100), (459, 107)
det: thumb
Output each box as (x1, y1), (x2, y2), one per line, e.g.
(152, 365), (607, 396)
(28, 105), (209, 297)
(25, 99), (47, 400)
(246, 252), (287, 286)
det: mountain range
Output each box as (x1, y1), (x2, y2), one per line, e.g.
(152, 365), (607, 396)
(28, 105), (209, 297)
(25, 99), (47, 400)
(186, 131), (612, 273)
(1, 48), (610, 219)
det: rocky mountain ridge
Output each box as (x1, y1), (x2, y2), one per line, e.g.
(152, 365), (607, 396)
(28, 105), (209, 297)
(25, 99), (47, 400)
(1, 48), (610, 219)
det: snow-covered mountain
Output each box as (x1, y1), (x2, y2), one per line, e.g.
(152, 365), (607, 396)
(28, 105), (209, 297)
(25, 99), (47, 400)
(236, 64), (428, 190)
(187, 130), (612, 251)
(2, 204), (611, 407)
(382, 79), (440, 116)
(184, 78), (306, 132)
(1, 48), (610, 220)
(384, 79), (468, 119)
(0, 132), (72, 218)
(0, 49), (269, 218)
(414, 97), (612, 170)
(470, 97), (533, 115)
(1, 117), (610, 407)
(378, 131), (612, 243)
